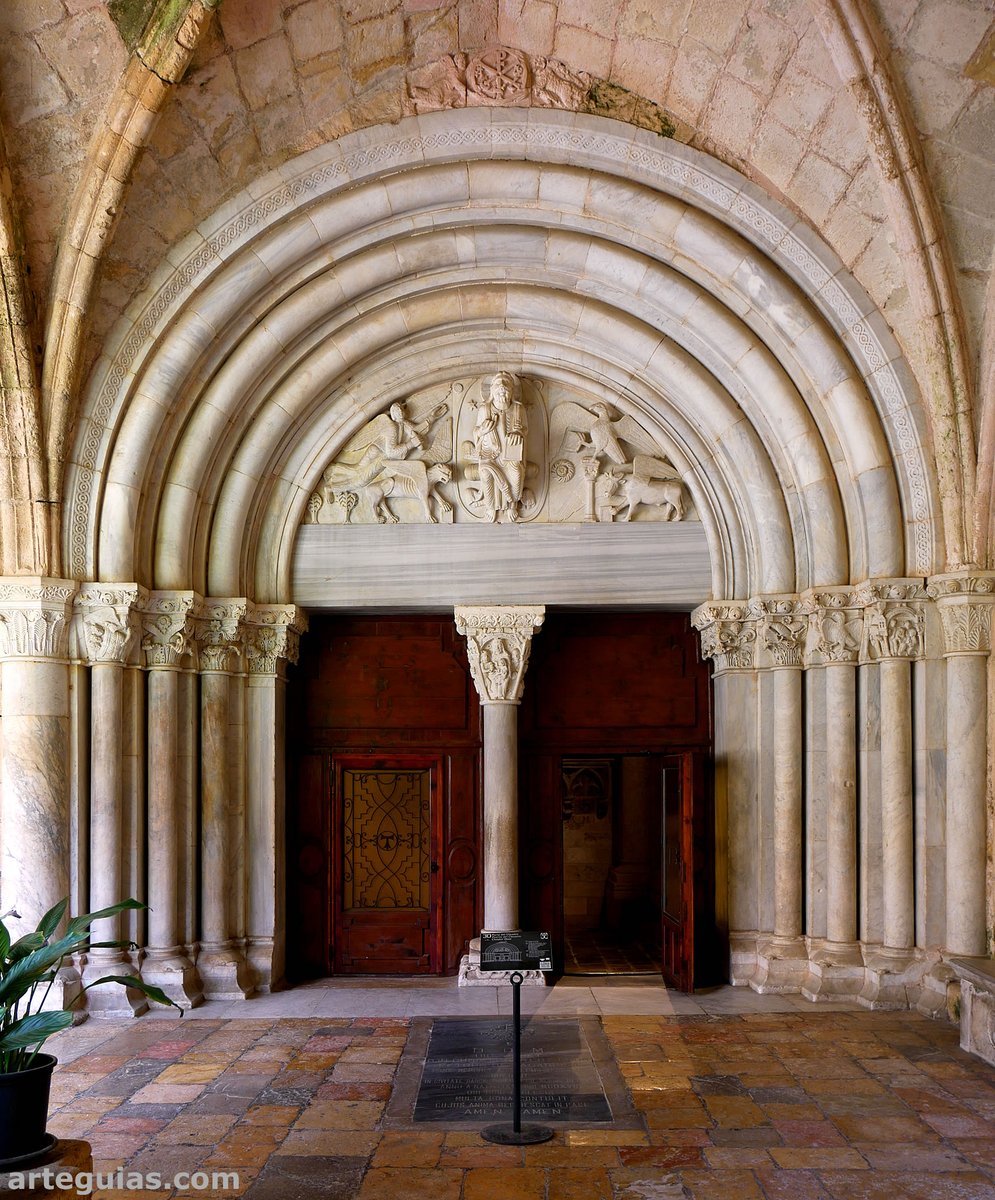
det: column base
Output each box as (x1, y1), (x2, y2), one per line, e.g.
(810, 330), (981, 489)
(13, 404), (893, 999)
(801, 940), (864, 1001)
(729, 931), (759, 987)
(198, 944), (255, 1000)
(752, 936), (809, 993)
(141, 952), (203, 1009)
(858, 947), (925, 1010)
(457, 943), (547, 988)
(80, 959), (149, 1017)
(916, 959), (960, 1021)
(246, 937), (286, 994)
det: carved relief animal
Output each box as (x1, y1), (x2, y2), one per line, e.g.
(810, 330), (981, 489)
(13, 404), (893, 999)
(617, 476), (684, 521)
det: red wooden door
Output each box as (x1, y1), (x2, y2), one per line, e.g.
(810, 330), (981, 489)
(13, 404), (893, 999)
(332, 754), (443, 973)
(659, 752), (709, 990)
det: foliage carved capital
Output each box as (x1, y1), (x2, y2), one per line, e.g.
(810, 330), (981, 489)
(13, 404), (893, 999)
(454, 605), (545, 703)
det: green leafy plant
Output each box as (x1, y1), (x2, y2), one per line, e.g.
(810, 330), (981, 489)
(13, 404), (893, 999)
(0, 898), (181, 1073)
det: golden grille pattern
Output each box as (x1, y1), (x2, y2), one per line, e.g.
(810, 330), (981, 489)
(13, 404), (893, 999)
(343, 769), (430, 911)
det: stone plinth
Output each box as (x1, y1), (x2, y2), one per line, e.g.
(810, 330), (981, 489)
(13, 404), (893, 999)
(0, 1139), (92, 1197)
(951, 957), (995, 1068)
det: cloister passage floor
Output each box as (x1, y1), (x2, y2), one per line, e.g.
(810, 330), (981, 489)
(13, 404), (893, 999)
(40, 980), (995, 1200)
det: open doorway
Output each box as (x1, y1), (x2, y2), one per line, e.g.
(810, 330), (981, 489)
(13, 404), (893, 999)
(561, 756), (662, 976)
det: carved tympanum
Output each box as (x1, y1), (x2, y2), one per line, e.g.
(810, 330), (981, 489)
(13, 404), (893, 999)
(304, 377), (691, 527)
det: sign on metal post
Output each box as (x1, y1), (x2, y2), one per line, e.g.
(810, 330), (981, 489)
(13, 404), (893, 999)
(478, 930), (553, 973)
(479, 930), (554, 1146)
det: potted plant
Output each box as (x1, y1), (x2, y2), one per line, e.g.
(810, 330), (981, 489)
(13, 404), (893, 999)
(0, 897), (180, 1167)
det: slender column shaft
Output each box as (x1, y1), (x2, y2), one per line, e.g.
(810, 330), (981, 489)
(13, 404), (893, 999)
(483, 702), (519, 931)
(772, 667), (803, 940)
(246, 672), (286, 989)
(147, 668), (180, 956)
(201, 670), (229, 946)
(879, 658), (914, 949)
(945, 653), (987, 955)
(89, 662), (124, 955)
(825, 662), (857, 944)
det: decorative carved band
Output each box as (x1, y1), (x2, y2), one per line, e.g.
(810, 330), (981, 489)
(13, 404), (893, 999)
(691, 603), (757, 672)
(243, 604), (308, 675)
(927, 573), (995, 656)
(801, 588), (864, 666)
(454, 605), (545, 703)
(196, 598), (248, 673)
(73, 583), (147, 665)
(140, 590), (199, 669)
(0, 578), (77, 661)
(749, 596), (807, 668)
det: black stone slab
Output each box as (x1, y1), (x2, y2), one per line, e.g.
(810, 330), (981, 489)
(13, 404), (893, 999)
(412, 1017), (611, 1123)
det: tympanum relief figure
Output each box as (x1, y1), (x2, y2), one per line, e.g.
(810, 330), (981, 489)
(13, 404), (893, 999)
(548, 400), (687, 523)
(307, 399), (453, 525)
(303, 375), (691, 525)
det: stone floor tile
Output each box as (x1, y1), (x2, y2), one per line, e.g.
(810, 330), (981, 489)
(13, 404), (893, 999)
(858, 1143), (976, 1171)
(130, 1083), (207, 1105)
(755, 1167), (832, 1199)
(768, 1146), (869, 1169)
(462, 1166), (547, 1199)
(677, 1168), (765, 1198)
(772, 1119), (846, 1146)
(608, 1167), (686, 1198)
(548, 1166), (613, 1199)
(702, 1147), (772, 1168)
(156, 1112), (238, 1144)
(369, 1130), (444, 1167)
(155, 1063), (228, 1085)
(617, 1146), (704, 1167)
(920, 1111), (994, 1138)
(524, 1143), (620, 1167)
(820, 1170), (995, 1200)
(702, 1095), (767, 1127)
(241, 1104), (301, 1125)
(831, 1114), (938, 1143)
(358, 1166), (463, 1200)
(293, 1099), (385, 1128)
(244, 1153), (366, 1200)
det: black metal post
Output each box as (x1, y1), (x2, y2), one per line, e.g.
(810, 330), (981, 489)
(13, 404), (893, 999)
(511, 971), (522, 1134)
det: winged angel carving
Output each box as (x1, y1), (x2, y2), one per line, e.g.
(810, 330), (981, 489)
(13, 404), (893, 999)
(309, 400), (453, 525)
(548, 400), (685, 521)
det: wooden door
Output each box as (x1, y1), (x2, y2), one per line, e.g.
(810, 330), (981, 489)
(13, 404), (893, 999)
(332, 754), (443, 973)
(659, 752), (709, 990)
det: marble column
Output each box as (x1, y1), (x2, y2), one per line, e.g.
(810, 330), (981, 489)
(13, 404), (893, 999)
(928, 574), (995, 958)
(750, 597), (808, 992)
(858, 580), (926, 1007)
(75, 584), (148, 1015)
(692, 602), (759, 985)
(244, 604), (306, 992)
(196, 599), (252, 999)
(0, 579), (78, 1007)
(140, 591), (202, 1007)
(802, 588), (864, 999)
(454, 605), (545, 985)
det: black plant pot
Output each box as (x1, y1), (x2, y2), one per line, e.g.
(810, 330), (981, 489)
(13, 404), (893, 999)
(0, 1054), (57, 1167)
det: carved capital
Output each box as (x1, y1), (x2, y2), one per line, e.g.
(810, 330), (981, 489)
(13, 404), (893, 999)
(244, 604), (308, 675)
(927, 574), (995, 656)
(801, 587), (864, 666)
(856, 579), (927, 662)
(691, 602), (757, 672)
(140, 591), (199, 669)
(73, 583), (148, 665)
(0, 577), (77, 660)
(196, 598), (248, 673)
(454, 605), (545, 703)
(748, 595), (807, 668)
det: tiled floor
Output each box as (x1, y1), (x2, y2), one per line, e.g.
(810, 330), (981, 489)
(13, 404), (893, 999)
(37, 980), (995, 1199)
(563, 929), (661, 976)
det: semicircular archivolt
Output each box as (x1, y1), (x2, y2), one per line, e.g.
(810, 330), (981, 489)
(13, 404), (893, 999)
(67, 111), (939, 604)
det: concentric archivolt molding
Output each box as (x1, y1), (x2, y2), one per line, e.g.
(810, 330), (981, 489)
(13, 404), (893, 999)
(66, 110), (941, 601)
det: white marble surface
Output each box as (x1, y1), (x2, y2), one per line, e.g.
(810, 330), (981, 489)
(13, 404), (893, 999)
(292, 521), (711, 608)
